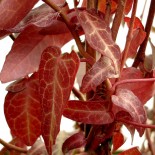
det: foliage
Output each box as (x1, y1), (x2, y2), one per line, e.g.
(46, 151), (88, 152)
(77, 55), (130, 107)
(0, 0), (155, 154)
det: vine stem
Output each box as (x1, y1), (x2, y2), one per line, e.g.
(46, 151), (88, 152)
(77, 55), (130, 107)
(42, 0), (95, 65)
(0, 138), (27, 153)
(112, 78), (155, 91)
(111, 0), (127, 41)
(132, 0), (155, 67)
(120, 0), (138, 72)
(72, 87), (85, 101)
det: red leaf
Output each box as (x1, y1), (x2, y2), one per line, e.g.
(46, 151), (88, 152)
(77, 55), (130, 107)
(127, 29), (146, 58)
(78, 10), (121, 75)
(118, 147), (141, 155)
(124, 0), (133, 15)
(112, 88), (147, 136)
(39, 47), (79, 155)
(62, 132), (86, 153)
(0, 0), (38, 29)
(124, 17), (144, 30)
(4, 73), (42, 145)
(10, 4), (69, 33)
(81, 56), (118, 93)
(63, 100), (114, 124)
(113, 132), (125, 151)
(118, 67), (155, 104)
(28, 139), (48, 155)
(0, 25), (72, 83)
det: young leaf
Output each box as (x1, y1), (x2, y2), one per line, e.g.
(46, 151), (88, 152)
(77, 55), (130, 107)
(81, 56), (118, 93)
(112, 132), (125, 151)
(78, 10), (121, 75)
(4, 73), (42, 145)
(39, 47), (79, 155)
(118, 147), (141, 155)
(62, 132), (86, 154)
(0, 0), (38, 29)
(127, 29), (146, 58)
(0, 25), (72, 83)
(124, 0), (133, 15)
(63, 100), (114, 124)
(117, 67), (155, 104)
(112, 88), (147, 136)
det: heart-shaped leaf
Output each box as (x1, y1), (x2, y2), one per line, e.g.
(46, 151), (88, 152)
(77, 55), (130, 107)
(4, 73), (42, 145)
(81, 56), (118, 93)
(39, 47), (79, 155)
(78, 10), (121, 75)
(112, 88), (147, 136)
(63, 100), (114, 124)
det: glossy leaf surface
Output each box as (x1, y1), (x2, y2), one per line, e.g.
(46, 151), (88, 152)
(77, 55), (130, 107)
(63, 100), (114, 124)
(0, 25), (72, 83)
(4, 73), (41, 145)
(112, 88), (147, 136)
(0, 0), (38, 29)
(78, 10), (121, 75)
(81, 56), (118, 93)
(62, 132), (86, 153)
(39, 47), (79, 155)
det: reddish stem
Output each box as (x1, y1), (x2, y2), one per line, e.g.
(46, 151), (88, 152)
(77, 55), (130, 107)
(105, 0), (111, 25)
(72, 87), (85, 101)
(120, 0), (138, 71)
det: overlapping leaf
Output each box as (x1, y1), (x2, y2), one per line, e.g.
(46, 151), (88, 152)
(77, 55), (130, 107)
(81, 56), (118, 93)
(112, 88), (147, 136)
(4, 73), (42, 145)
(63, 100), (114, 124)
(119, 147), (141, 155)
(39, 47), (79, 155)
(0, 0), (38, 29)
(0, 25), (72, 83)
(117, 67), (155, 104)
(62, 132), (86, 153)
(78, 10), (121, 76)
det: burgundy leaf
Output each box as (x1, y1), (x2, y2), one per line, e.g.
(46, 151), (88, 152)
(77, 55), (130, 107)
(117, 67), (155, 104)
(113, 132), (125, 151)
(39, 47), (79, 155)
(63, 100), (114, 124)
(62, 132), (86, 153)
(9, 4), (69, 33)
(118, 147), (141, 155)
(4, 73), (42, 145)
(0, 0), (38, 29)
(112, 88), (147, 136)
(81, 56), (118, 93)
(127, 29), (146, 58)
(78, 10), (121, 75)
(0, 25), (72, 83)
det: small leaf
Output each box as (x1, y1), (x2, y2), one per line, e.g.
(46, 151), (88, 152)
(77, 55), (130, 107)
(112, 88), (147, 136)
(81, 56), (118, 93)
(118, 147), (141, 155)
(0, 25), (72, 83)
(124, 0), (133, 15)
(113, 132), (125, 151)
(62, 132), (86, 153)
(39, 47), (79, 155)
(63, 100), (114, 124)
(4, 73), (42, 145)
(0, 0), (38, 29)
(78, 10), (121, 75)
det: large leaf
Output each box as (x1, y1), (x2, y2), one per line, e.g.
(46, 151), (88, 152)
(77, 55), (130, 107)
(78, 10), (121, 75)
(0, 25), (72, 83)
(117, 67), (155, 104)
(0, 0), (38, 29)
(118, 147), (141, 155)
(39, 47), (79, 155)
(81, 56), (118, 93)
(112, 88), (147, 136)
(4, 73), (41, 145)
(63, 100), (114, 124)
(62, 132), (86, 154)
